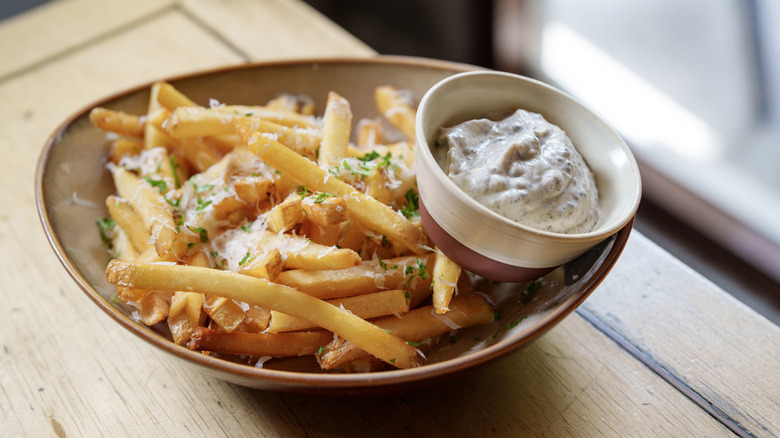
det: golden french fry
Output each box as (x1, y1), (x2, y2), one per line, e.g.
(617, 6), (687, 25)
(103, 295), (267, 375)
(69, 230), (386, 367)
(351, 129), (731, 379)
(189, 328), (332, 357)
(300, 221), (340, 247)
(234, 177), (274, 204)
(203, 295), (246, 333)
(375, 85), (416, 140)
(89, 107), (145, 138)
(164, 106), (236, 138)
(301, 194), (347, 227)
(318, 294), (494, 370)
(355, 118), (385, 147)
(105, 196), (150, 253)
(108, 138), (143, 164)
(174, 137), (222, 173)
(259, 231), (361, 271)
(111, 167), (176, 258)
(248, 135), (427, 254)
(432, 249), (462, 314)
(266, 194), (304, 233)
(105, 260), (420, 368)
(233, 118), (320, 157)
(145, 82), (173, 150)
(137, 290), (173, 326)
(155, 81), (198, 110)
(211, 105), (318, 129)
(318, 91), (352, 166)
(168, 291), (206, 345)
(268, 289), (410, 333)
(265, 93), (315, 115)
(275, 253), (434, 300)
(238, 248), (284, 280)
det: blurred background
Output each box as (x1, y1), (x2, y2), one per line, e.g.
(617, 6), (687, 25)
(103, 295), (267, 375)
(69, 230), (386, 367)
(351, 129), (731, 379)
(5, 0), (779, 323)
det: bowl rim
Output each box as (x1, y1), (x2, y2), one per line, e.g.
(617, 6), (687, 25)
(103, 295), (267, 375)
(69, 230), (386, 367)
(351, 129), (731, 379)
(415, 70), (642, 243)
(35, 55), (635, 394)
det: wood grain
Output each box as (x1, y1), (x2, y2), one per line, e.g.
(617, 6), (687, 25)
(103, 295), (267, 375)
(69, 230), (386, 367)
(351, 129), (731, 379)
(1, 0), (777, 436)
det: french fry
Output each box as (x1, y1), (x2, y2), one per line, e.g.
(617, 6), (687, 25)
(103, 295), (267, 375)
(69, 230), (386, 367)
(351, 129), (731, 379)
(137, 290), (173, 326)
(233, 118), (320, 157)
(432, 249), (462, 314)
(375, 85), (416, 140)
(111, 167), (176, 258)
(108, 138), (143, 164)
(355, 118), (385, 147)
(164, 106), (236, 138)
(189, 328), (332, 357)
(318, 294), (495, 370)
(275, 254), (434, 300)
(300, 194), (347, 227)
(105, 196), (150, 253)
(247, 135), (427, 254)
(174, 137), (222, 173)
(105, 260), (421, 368)
(318, 91), (352, 166)
(300, 221), (340, 247)
(265, 194), (304, 233)
(238, 248), (284, 280)
(203, 296), (246, 332)
(155, 81), (197, 110)
(260, 231), (361, 271)
(234, 177), (274, 204)
(144, 82), (173, 150)
(168, 291), (206, 345)
(267, 289), (411, 333)
(89, 107), (145, 138)
(211, 105), (318, 129)
(265, 93), (315, 115)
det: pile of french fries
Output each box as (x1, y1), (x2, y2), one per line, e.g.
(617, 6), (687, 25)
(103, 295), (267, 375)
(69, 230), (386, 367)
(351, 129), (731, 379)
(92, 81), (495, 372)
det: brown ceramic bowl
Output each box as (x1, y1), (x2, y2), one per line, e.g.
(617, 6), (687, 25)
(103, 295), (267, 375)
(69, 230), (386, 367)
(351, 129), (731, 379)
(36, 57), (633, 395)
(416, 71), (642, 283)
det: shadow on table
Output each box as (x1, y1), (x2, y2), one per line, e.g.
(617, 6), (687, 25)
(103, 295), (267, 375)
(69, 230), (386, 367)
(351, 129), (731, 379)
(238, 335), (570, 435)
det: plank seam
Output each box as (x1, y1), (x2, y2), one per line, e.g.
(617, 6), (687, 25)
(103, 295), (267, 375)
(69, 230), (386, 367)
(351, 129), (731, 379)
(0, 3), (178, 84)
(575, 306), (756, 438)
(174, 3), (252, 62)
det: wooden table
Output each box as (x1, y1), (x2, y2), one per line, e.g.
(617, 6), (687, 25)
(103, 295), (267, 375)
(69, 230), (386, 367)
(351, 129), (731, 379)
(2, 1), (778, 436)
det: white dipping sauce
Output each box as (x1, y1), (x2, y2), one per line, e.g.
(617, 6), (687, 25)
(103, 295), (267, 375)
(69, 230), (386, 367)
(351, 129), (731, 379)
(436, 109), (599, 234)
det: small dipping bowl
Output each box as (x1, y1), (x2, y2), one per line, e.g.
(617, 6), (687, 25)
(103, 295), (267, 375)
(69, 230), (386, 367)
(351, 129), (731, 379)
(415, 71), (642, 282)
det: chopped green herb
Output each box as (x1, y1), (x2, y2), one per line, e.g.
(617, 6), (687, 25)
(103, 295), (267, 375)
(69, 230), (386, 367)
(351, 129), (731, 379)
(404, 258), (429, 287)
(312, 192), (334, 204)
(238, 251), (255, 266)
(195, 196), (212, 212)
(143, 176), (167, 194)
(519, 279), (542, 303)
(406, 341), (421, 347)
(187, 226), (209, 243)
(169, 154), (181, 189)
(195, 184), (214, 194)
(316, 346), (326, 356)
(494, 310), (502, 321)
(505, 316), (528, 329)
(400, 188), (419, 218)
(241, 222), (253, 232)
(297, 185), (310, 197)
(96, 217), (116, 248)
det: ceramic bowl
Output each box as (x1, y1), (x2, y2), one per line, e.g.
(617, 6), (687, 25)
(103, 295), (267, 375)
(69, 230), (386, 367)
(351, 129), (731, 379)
(36, 57), (634, 395)
(415, 71), (642, 282)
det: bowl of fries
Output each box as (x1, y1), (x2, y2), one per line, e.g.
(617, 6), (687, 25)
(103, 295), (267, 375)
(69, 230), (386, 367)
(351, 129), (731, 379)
(36, 57), (634, 395)
(415, 71), (642, 283)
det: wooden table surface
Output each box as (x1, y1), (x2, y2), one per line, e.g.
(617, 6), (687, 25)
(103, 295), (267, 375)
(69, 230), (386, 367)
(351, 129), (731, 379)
(2, 1), (778, 436)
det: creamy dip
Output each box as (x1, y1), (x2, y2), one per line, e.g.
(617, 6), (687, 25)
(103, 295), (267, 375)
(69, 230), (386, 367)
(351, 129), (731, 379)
(436, 109), (599, 233)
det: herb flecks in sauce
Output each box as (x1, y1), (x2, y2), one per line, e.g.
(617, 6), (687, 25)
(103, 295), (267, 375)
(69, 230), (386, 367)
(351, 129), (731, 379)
(437, 109), (599, 234)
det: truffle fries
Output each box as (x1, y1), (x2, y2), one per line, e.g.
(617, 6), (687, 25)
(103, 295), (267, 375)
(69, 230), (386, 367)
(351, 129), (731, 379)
(93, 81), (498, 372)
